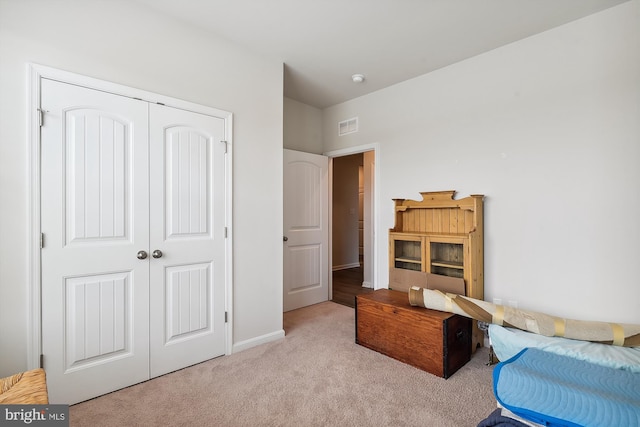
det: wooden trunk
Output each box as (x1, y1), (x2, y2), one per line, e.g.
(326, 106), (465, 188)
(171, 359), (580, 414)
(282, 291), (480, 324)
(355, 289), (471, 378)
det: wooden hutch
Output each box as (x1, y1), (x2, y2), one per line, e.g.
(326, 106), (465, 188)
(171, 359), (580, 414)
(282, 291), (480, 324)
(389, 190), (484, 349)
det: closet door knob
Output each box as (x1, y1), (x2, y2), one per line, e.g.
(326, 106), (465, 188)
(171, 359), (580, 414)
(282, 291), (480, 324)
(283, 236), (288, 242)
(152, 249), (163, 259)
(137, 250), (148, 260)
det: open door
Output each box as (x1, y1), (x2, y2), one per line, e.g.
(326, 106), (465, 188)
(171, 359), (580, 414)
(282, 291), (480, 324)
(283, 149), (329, 312)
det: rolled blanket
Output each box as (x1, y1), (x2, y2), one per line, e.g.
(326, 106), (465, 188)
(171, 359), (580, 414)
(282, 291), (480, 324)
(408, 286), (640, 347)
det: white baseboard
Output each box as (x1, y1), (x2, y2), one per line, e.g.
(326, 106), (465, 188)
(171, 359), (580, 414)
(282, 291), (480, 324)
(332, 262), (360, 271)
(232, 329), (285, 353)
(362, 281), (372, 288)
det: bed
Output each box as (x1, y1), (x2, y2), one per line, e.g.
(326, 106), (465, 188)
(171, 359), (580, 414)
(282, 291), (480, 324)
(477, 325), (640, 427)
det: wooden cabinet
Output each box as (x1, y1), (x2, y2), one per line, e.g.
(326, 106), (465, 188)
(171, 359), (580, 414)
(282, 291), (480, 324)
(389, 190), (484, 349)
(390, 234), (468, 278)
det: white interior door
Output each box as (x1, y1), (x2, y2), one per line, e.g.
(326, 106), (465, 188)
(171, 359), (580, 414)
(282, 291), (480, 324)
(283, 149), (329, 312)
(148, 104), (227, 377)
(41, 78), (228, 404)
(41, 79), (150, 404)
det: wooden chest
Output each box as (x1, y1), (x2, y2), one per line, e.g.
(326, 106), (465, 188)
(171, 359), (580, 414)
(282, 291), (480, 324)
(355, 289), (471, 378)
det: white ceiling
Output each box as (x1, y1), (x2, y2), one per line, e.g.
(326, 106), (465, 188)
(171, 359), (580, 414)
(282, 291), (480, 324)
(133, 0), (628, 109)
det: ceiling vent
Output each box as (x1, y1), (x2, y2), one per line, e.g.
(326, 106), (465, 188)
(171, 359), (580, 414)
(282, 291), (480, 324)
(338, 117), (358, 136)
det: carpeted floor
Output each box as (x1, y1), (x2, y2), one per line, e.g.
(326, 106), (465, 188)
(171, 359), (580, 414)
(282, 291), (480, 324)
(70, 301), (497, 426)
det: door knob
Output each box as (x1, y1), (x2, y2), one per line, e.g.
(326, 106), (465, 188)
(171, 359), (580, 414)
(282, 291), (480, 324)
(152, 249), (163, 259)
(137, 250), (148, 260)
(283, 236), (288, 242)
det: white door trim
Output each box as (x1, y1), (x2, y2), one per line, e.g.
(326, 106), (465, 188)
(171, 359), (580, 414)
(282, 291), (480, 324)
(324, 144), (380, 291)
(27, 63), (234, 370)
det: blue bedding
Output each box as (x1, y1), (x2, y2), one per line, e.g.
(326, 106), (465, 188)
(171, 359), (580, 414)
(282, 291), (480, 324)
(493, 348), (640, 427)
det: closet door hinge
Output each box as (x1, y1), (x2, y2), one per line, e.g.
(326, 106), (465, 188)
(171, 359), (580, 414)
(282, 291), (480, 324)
(40, 233), (45, 249)
(221, 140), (228, 153)
(224, 227), (228, 238)
(37, 108), (44, 127)
(40, 354), (44, 369)
(225, 312), (228, 323)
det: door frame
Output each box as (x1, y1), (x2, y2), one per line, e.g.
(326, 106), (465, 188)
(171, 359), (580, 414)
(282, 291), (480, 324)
(324, 143), (380, 298)
(27, 63), (234, 370)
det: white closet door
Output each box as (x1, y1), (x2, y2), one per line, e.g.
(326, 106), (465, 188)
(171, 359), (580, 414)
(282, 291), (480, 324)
(40, 79), (150, 404)
(148, 104), (227, 377)
(40, 78), (229, 404)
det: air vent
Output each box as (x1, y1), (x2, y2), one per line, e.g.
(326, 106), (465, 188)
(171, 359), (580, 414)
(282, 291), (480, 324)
(338, 117), (358, 136)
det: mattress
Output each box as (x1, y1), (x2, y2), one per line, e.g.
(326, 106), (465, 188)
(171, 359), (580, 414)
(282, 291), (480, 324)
(489, 324), (640, 373)
(493, 348), (640, 427)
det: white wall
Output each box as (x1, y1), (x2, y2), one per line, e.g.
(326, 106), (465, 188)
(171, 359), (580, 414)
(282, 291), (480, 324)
(323, 1), (640, 324)
(0, 0), (284, 376)
(283, 97), (323, 154)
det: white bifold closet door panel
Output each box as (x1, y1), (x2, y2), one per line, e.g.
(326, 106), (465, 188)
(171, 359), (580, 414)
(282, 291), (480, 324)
(40, 78), (226, 405)
(148, 104), (226, 378)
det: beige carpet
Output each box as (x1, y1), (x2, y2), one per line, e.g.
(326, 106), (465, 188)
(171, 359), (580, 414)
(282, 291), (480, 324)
(70, 301), (497, 426)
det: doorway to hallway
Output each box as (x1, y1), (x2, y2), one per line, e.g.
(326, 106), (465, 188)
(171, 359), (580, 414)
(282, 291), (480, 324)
(331, 266), (373, 308)
(330, 149), (375, 307)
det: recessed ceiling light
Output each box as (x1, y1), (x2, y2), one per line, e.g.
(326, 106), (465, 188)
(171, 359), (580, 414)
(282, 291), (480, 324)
(351, 74), (365, 83)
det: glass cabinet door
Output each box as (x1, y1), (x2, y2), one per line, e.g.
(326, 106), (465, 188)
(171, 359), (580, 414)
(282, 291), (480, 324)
(429, 241), (464, 278)
(392, 237), (423, 271)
